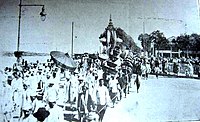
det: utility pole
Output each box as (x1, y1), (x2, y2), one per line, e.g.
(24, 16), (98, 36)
(71, 22), (74, 58)
(17, 0), (22, 52)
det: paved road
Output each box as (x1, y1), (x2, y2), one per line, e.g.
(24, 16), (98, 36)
(103, 77), (200, 122)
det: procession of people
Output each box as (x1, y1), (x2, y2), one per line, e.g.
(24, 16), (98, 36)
(1, 50), (200, 122)
(0, 54), (138, 122)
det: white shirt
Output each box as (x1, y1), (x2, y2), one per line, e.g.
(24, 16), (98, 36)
(29, 76), (38, 96)
(1, 84), (13, 113)
(96, 85), (110, 105)
(141, 64), (147, 74)
(46, 85), (58, 102)
(12, 77), (23, 92)
(146, 63), (151, 73)
(109, 79), (118, 93)
(22, 88), (33, 110)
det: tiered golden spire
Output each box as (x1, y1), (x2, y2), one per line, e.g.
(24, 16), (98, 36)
(108, 14), (113, 27)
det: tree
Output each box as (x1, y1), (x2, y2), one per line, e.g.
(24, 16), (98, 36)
(196, 34), (200, 52)
(189, 33), (199, 51)
(149, 30), (168, 50)
(116, 27), (141, 53)
(138, 33), (151, 56)
(176, 34), (190, 57)
(189, 33), (200, 57)
(176, 34), (190, 50)
(167, 36), (176, 51)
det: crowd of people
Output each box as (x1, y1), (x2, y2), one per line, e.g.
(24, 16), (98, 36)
(0, 54), (199, 122)
(136, 56), (200, 79)
(0, 55), (140, 122)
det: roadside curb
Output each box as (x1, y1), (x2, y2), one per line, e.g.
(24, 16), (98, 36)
(150, 73), (200, 80)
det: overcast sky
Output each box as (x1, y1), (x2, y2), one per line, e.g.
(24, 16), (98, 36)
(0, 0), (200, 54)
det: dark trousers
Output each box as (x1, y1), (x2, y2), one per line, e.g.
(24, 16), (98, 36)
(110, 92), (117, 104)
(97, 105), (106, 122)
(146, 73), (149, 79)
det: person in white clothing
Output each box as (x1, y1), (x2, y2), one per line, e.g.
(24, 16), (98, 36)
(188, 62), (194, 77)
(109, 75), (118, 107)
(146, 62), (151, 79)
(12, 72), (23, 92)
(46, 101), (64, 122)
(45, 83), (58, 108)
(12, 73), (23, 120)
(1, 80), (14, 122)
(29, 73), (38, 97)
(21, 84), (34, 121)
(96, 78), (111, 122)
(141, 63), (147, 79)
(32, 95), (49, 122)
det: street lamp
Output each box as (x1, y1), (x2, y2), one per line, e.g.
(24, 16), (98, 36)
(15, 0), (46, 59)
(40, 6), (47, 21)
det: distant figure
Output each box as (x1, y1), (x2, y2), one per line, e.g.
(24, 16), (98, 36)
(154, 58), (160, 78)
(146, 62), (151, 79)
(197, 63), (200, 78)
(173, 62), (179, 75)
(134, 74), (140, 93)
(185, 68), (189, 77)
(154, 66), (160, 79)
(141, 63), (147, 79)
(188, 62), (194, 77)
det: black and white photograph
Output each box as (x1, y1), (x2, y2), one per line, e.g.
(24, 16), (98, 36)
(0, 0), (200, 122)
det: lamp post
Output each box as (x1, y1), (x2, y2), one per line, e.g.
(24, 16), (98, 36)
(15, 0), (46, 59)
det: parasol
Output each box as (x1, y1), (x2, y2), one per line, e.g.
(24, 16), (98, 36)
(50, 51), (77, 71)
